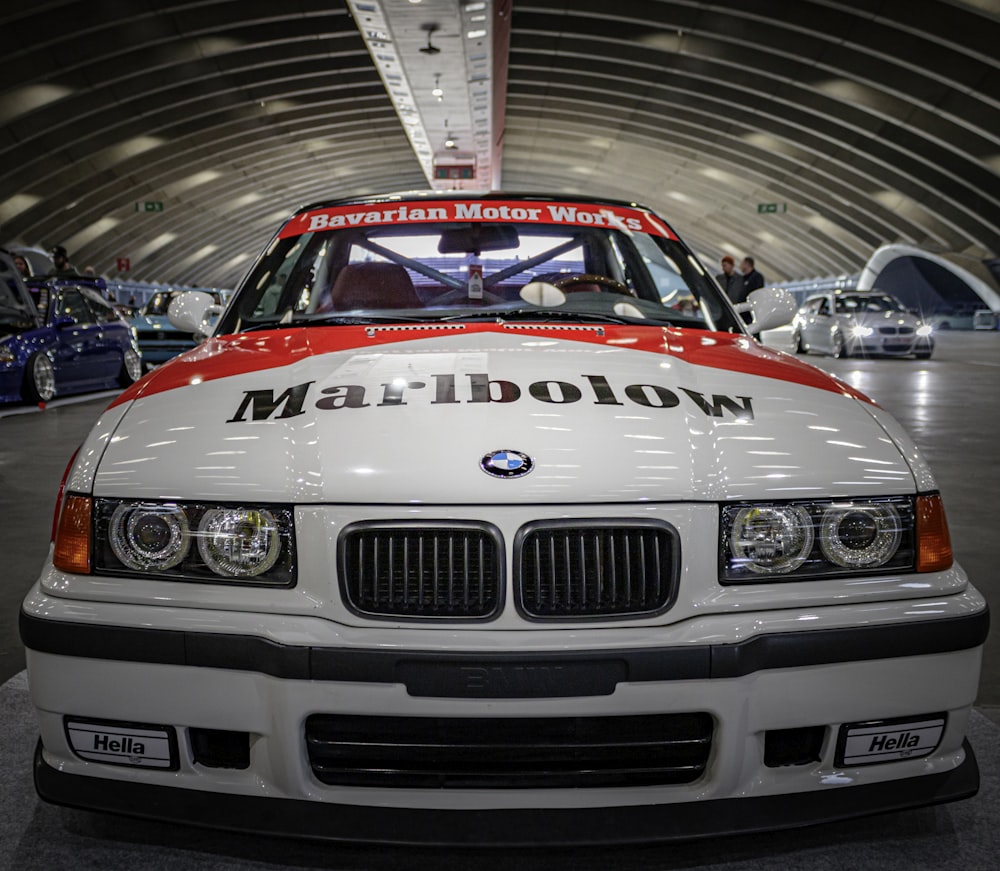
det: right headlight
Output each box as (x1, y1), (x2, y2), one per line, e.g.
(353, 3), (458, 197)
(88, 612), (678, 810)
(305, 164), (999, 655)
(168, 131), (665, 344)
(720, 494), (951, 583)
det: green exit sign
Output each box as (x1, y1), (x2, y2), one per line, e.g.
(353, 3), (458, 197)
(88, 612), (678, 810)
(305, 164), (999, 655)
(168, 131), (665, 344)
(136, 201), (164, 212)
(757, 202), (787, 213)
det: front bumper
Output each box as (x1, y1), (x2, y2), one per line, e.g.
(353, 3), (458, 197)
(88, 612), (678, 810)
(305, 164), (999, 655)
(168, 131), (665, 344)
(0, 363), (27, 402)
(20, 588), (989, 843)
(847, 335), (934, 356)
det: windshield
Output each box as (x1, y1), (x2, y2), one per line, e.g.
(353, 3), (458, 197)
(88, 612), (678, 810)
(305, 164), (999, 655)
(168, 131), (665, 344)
(218, 199), (741, 334)
(142, 292), (176, 316)
(836, 294), (905, 314)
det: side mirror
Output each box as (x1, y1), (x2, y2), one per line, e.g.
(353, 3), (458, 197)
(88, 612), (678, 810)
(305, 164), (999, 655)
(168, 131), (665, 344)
(168, 291), (216, 339)
(736, 287), (798, 334)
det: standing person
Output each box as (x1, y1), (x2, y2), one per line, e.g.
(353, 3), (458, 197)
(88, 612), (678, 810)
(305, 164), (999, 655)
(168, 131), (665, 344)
(716, 255), (746, 304)
(50, 245), (76, 275)
(740, 256), (765, 295)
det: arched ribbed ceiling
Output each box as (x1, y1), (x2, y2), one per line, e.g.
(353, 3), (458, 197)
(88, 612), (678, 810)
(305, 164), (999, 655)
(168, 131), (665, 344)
(1, 1), (997, 289)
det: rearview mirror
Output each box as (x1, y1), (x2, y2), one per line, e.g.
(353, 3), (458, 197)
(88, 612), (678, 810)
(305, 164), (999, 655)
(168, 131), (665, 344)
(168, 291), (216, 338)
(736, 287), (798, 334)
(438, 224), (519, 254)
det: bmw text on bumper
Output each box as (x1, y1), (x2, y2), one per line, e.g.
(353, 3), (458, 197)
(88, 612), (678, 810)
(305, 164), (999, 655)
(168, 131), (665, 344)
(21, 194), (988, 844)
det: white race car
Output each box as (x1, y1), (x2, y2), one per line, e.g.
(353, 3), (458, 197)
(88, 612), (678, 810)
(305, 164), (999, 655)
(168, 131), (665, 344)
(21, 194), (988, 844)
(791, 291), (935, 358)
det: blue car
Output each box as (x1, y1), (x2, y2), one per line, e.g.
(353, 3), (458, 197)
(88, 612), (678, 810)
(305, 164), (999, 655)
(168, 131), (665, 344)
(0, 251), (142, 404)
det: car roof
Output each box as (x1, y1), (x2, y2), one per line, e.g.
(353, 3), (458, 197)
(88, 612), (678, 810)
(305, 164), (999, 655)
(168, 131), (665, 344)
(293, 190), (656, 216)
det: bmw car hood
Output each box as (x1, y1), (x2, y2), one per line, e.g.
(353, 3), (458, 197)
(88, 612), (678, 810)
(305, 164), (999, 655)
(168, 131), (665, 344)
(92, 325), (920, 503)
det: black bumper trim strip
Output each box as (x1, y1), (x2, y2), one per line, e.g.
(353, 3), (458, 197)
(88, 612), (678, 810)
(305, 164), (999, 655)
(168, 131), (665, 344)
(19, 606), (989, 697)
(34, 738), (979, 845)
(710, 608), (989, 678)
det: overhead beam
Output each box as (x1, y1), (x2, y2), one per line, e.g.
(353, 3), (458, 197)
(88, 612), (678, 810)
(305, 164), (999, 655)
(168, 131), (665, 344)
(347, 0), (508, 191)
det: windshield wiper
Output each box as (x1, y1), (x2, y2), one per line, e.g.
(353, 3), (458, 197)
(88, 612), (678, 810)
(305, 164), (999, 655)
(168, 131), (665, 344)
(307, 313), (435, 326)
(241, 313), (435, 332)
(443, 308), (639, 326)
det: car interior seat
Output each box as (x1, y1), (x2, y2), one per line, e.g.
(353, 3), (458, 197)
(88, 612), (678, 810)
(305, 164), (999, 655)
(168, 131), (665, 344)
(320, 262), (422, 312)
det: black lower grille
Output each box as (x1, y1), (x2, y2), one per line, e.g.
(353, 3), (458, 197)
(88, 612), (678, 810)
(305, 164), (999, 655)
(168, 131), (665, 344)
(305, 713), (713, 788)
(138, 330), (189, 342)
(338, 522), (503, 619)
(515, 520), (678, 619)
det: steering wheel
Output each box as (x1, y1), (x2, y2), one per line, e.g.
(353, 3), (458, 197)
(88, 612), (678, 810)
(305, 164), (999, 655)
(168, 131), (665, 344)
(550, 273), (633, 296)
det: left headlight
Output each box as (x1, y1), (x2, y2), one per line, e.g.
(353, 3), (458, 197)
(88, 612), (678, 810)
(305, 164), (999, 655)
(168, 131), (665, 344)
(721, 496), (921, 582)
(916, 324), (933, 337)
(90, 498), (295, 585)
(850, 324), (874, 338)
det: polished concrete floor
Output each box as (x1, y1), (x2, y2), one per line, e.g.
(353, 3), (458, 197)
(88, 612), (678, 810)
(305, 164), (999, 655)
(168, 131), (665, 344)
(2, 331), (998, 724)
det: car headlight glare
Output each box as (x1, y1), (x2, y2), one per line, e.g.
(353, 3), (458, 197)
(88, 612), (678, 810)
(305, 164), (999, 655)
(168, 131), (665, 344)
(109, 503), (190, 571)
(729, 505), (814, 574)
(916, 324), (933, 337)
(850, 325), (874, 338)
(819, 504), (902, 568)
(722, 497), (916, 582)
(197, 508), (281, 577)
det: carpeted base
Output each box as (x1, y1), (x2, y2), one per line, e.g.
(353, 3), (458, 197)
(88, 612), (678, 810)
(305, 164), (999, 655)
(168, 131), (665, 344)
(3, 670), (998, 870)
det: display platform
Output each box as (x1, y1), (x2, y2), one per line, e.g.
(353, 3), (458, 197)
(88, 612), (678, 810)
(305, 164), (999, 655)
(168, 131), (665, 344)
(2, 672), (998, 870)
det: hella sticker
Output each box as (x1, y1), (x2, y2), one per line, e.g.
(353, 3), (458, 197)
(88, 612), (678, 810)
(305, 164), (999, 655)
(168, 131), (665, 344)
(837, 714), (946, 767)
(481, 450), (533, 479)
(65, 719), (177, 769)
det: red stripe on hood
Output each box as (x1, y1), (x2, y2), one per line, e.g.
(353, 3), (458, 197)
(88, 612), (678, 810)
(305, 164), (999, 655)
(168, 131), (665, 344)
(110, 325), (874, 408)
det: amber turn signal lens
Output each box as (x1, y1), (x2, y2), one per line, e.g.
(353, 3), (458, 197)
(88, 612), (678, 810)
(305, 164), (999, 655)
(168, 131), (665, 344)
(916, 493), (952, 572)
(51, 448), (80, 543)
(53, 494), (92, 574)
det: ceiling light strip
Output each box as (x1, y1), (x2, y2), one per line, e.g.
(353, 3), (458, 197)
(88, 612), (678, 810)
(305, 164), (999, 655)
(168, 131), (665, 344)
(347, 0), (436, 184)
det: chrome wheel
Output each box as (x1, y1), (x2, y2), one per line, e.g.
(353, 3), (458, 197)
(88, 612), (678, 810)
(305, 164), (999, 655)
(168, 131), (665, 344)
(831, 331), (845, 358)
(24, 353), (56, 403)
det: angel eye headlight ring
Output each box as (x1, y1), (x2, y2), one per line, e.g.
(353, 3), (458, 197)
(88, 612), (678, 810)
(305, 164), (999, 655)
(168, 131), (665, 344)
(109, 503), (190, 571)
(819, 504), (902, 568)
(729, 504), (814, 574)
(197, 507), (282, 578)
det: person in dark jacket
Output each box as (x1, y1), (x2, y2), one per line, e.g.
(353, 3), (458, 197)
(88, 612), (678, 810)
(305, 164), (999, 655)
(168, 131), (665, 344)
(740, 256), (765, 295)
(50, 245), (77, 276)
(716, 255), (746, 304)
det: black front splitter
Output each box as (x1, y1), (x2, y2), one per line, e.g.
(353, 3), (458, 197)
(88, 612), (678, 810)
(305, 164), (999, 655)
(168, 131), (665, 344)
(33, 739), (980, 847)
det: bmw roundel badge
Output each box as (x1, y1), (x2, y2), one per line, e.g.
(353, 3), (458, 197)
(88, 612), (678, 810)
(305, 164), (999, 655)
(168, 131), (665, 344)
(481, 449), (533, 479)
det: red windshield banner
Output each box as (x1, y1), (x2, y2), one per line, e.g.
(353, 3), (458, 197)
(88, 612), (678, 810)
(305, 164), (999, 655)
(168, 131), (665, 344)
(280, 200), (677, 239)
